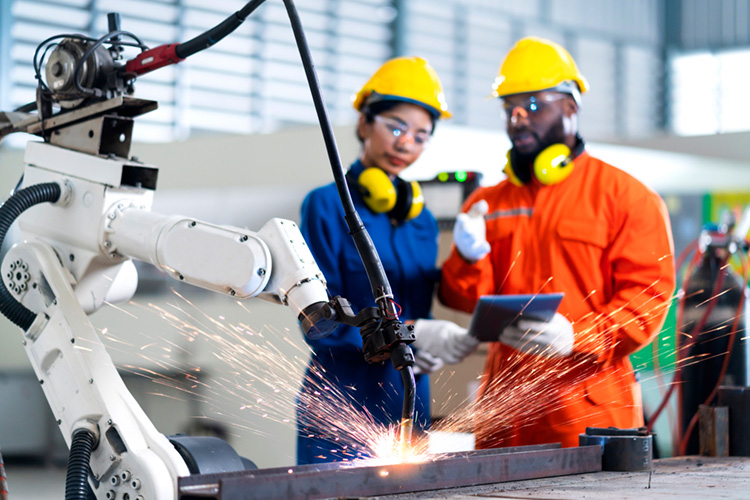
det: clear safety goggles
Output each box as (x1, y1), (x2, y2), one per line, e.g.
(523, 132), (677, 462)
(374, 115), (431, 146)
(501, 92), (569, 116)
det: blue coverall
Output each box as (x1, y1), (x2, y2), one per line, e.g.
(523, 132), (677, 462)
(296, 160), (440, 464)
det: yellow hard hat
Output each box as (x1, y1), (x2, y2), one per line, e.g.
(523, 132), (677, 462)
(491, 37), (589, 99)
(353, 56), (452, 119)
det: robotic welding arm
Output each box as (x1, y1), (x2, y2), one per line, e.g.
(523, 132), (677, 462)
(0, 139), (333, 500)
(0, 2), (415, 498)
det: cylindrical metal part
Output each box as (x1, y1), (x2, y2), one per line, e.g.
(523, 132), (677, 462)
(579, 428), (653, 471)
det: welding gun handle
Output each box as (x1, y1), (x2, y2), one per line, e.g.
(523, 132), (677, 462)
(124, 44), (184, 76)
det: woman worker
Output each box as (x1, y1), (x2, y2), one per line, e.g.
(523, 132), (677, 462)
(296, 57), (479, 464)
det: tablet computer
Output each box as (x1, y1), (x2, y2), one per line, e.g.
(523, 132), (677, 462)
(468, 293), (564, 342)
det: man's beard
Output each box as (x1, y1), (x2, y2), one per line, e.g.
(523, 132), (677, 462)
(510, 124), (565, 183)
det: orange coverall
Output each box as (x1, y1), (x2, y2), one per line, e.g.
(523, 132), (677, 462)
(440, 151), (676, 448)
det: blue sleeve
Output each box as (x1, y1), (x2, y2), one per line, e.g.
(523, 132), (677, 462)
(300, 186), (364, 353)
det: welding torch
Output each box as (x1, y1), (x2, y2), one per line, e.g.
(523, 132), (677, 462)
(280, 0), (418, 444)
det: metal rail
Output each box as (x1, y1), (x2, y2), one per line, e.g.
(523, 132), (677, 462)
(178, 444), (602, 499)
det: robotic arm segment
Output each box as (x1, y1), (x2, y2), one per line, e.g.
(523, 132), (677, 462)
(4, 241), (189, 499)
(255, 218), (327, 309)
(105, 206), (272, 298)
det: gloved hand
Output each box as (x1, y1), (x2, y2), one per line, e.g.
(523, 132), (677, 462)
(413, 319), (480, 364)
(454, 200), (490, 262)
(499, 312), (575, 357)
(413, 350), (445, 375)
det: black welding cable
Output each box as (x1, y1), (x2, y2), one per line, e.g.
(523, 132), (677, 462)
(65, 428), (96, 500)
(280, 0), (397, 313)
(176, 0), (268, 59)
(282, 0), (416, 432)
(0, 182), (61, 330)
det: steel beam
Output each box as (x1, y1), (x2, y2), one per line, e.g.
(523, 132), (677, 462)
(178, 443), (602, 499)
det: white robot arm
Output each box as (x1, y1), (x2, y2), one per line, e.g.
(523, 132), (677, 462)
(0, 140), (331, 499)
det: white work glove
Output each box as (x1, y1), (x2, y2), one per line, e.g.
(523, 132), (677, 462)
(412, 319), (480, 365)
(499, 312), (575, 357)
(413, 350), (445, 375)
(454, 200), (490, 262)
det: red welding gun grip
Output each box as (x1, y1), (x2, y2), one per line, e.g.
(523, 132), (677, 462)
(125, 44), (184, 76)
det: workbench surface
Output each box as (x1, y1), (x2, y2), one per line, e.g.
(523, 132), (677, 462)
(375, 456), (750, 500)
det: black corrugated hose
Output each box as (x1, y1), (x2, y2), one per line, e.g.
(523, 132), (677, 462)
(65, 428), (96, 500)
(0, 182), (61, 330)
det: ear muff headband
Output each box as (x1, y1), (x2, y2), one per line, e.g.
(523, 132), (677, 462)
(504, 150), (525, 186)
(349, 167), (424, 222)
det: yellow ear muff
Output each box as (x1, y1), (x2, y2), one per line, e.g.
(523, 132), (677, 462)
(358, 167), (396, 213)
(404, 181), (424, 221)
(533, 143), (574, 185)
(503, 150), (524, 186)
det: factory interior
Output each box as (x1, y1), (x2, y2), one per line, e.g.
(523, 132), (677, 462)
(1, 0), (750, 498)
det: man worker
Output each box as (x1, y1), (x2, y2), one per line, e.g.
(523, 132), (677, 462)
(439, 37), (676, 448)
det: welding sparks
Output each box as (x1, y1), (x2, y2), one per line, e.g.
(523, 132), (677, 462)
(92, 274), (742, 465)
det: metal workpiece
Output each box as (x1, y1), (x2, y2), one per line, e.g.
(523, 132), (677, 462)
(177, 444), (602, 500)
(579, 427), (653, 471)
(718, 386), (750, 456)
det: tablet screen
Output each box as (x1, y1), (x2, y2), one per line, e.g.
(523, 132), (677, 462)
(468, 293), (564, 341)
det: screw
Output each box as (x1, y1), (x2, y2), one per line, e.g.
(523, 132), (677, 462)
(240, 235), (248, 242)
(257, 268), (266, 277)
(56, 419), (61, 425)
(109, 455), (116, 461)
(89, 378), (94, 384)
(189, 221), (196, 227)
(229, 289), (236, 296)
(108, 419), (113, 425)
(69, 254), (75, 262)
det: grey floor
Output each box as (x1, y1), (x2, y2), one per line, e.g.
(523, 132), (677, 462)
(4, 463), (67, 499)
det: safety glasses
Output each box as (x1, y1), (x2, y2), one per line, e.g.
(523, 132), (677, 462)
(374, 115), (431, 146)
(502, 92), (569, 115)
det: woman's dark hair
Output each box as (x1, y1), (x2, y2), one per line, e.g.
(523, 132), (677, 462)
(357, 100), (438, 143)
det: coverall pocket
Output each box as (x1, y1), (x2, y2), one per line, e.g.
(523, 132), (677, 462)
(556, 218), (608, 248)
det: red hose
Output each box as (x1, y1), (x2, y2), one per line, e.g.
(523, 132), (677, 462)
(677, 250), (748, 455)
